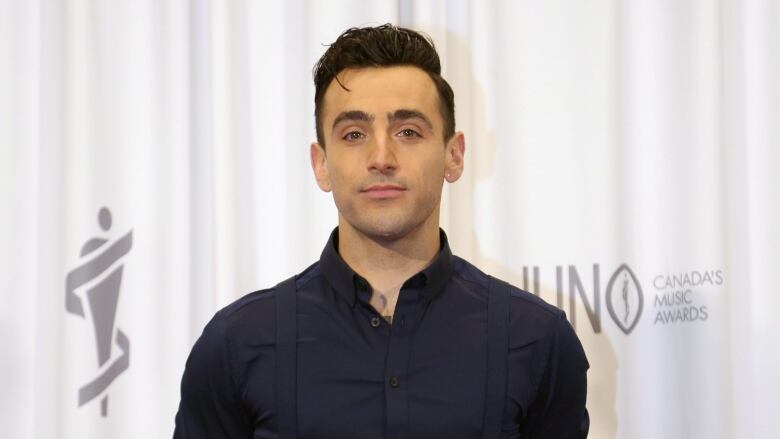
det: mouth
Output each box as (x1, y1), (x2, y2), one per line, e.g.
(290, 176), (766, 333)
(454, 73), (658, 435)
(361, 184), (406, 199)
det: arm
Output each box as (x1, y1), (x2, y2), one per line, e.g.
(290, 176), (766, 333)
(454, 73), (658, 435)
(521, 313), (590, 438)
(173, 311), (252, 438)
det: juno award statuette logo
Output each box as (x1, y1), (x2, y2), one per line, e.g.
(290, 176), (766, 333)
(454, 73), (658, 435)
(606, 264), (644, 334)
(65, 207), (132, 417)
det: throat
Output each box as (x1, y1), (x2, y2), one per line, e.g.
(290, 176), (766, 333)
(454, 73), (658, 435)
(369, 289), (399, 322)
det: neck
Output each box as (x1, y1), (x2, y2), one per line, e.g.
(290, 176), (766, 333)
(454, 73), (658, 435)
(337, 212), (441, 295)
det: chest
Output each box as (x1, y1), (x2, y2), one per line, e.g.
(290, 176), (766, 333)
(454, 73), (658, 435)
(241, 289), (532, 439)
(300, 294), (486, 438)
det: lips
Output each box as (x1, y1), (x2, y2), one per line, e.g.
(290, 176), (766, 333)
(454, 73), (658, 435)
(361, 184), (406, 199)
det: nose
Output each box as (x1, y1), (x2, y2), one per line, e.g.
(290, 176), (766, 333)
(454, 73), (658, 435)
(367, 135), (398, 175)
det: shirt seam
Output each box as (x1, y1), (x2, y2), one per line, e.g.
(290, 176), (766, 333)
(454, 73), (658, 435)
(218, 310), (249, 417)
(528, 315), (560, 411)
(221, 289), (274, 319)
(453, 270), (564, 319)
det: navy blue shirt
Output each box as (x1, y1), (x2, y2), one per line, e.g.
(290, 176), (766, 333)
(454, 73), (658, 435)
(174, 228), (589, 438)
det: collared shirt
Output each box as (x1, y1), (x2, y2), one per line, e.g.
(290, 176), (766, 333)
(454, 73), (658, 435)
(174, 228), (589, 438)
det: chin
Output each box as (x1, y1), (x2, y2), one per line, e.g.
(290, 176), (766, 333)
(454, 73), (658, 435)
(337, 198), (438, 242)
(365, 225), (411, 241)
(353, 217), (420, 242)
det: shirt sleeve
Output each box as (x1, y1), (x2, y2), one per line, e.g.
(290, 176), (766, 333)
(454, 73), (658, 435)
(521, 313), (590, 438)
(173, 311), (253, 438)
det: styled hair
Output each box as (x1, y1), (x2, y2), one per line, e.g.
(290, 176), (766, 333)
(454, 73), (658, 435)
(313, 24), (455, 146)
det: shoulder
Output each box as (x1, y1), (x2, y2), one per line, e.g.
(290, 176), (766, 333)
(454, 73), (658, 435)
(452, 256), (563, 320)
(452, 256), (569, 345)
(209, 261), (322, 342)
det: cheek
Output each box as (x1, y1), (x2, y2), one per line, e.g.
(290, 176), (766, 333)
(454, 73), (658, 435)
(421, 172), (445, 200)
(326, 164), (355, 196)
(411, 155), (445, 187)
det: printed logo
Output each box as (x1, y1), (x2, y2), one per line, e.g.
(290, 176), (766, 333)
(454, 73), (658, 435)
(520, 263), (721, 335)
(605, 264), (643, 334)
(651, 270), (720, 324)
(65, 207), (132, 417)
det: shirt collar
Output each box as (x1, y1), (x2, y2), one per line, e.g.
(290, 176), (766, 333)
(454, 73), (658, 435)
(319, 226), (454, 306)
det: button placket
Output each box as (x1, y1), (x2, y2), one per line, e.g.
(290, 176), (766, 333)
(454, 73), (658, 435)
(383, 291), (420, 438)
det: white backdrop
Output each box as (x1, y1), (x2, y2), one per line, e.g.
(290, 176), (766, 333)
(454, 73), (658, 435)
(1, 1), (778, 438)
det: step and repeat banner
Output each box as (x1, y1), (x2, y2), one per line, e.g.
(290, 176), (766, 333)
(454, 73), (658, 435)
(2, 1), (778, 438)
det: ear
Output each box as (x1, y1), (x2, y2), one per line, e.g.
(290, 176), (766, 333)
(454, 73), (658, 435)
(310, 142), (332, 192)
(444, 132), (465, 183)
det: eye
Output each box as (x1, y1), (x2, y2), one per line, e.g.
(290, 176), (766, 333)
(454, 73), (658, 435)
(342, 131), (365, 142)
(397, 128), (421, 138)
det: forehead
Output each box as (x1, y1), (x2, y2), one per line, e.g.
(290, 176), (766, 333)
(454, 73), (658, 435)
(322, 66), (440, 121)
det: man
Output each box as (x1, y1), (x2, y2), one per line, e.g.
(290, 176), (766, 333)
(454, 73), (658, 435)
(174, 24), (589, 438)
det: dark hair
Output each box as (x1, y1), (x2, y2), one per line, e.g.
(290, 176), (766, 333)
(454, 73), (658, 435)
(313, 24), (455, 147)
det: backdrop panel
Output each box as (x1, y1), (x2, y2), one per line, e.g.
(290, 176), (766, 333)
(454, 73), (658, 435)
(1, 1), (777, 438)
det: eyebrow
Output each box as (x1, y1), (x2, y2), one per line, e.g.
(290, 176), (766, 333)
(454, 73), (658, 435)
(332, 111), (374, 130)
(388, 109), (433, 131)
(331, 109), (434, 132)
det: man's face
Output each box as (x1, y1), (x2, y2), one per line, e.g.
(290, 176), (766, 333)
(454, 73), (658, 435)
(311, 66), (464, 241)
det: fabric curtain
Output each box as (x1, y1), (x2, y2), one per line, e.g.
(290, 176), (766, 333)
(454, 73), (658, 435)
(1, 1), (777, 437)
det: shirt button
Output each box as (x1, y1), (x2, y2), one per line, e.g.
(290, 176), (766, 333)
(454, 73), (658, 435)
(389, 376), (400, 388)
(370, 316), (381, 328)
